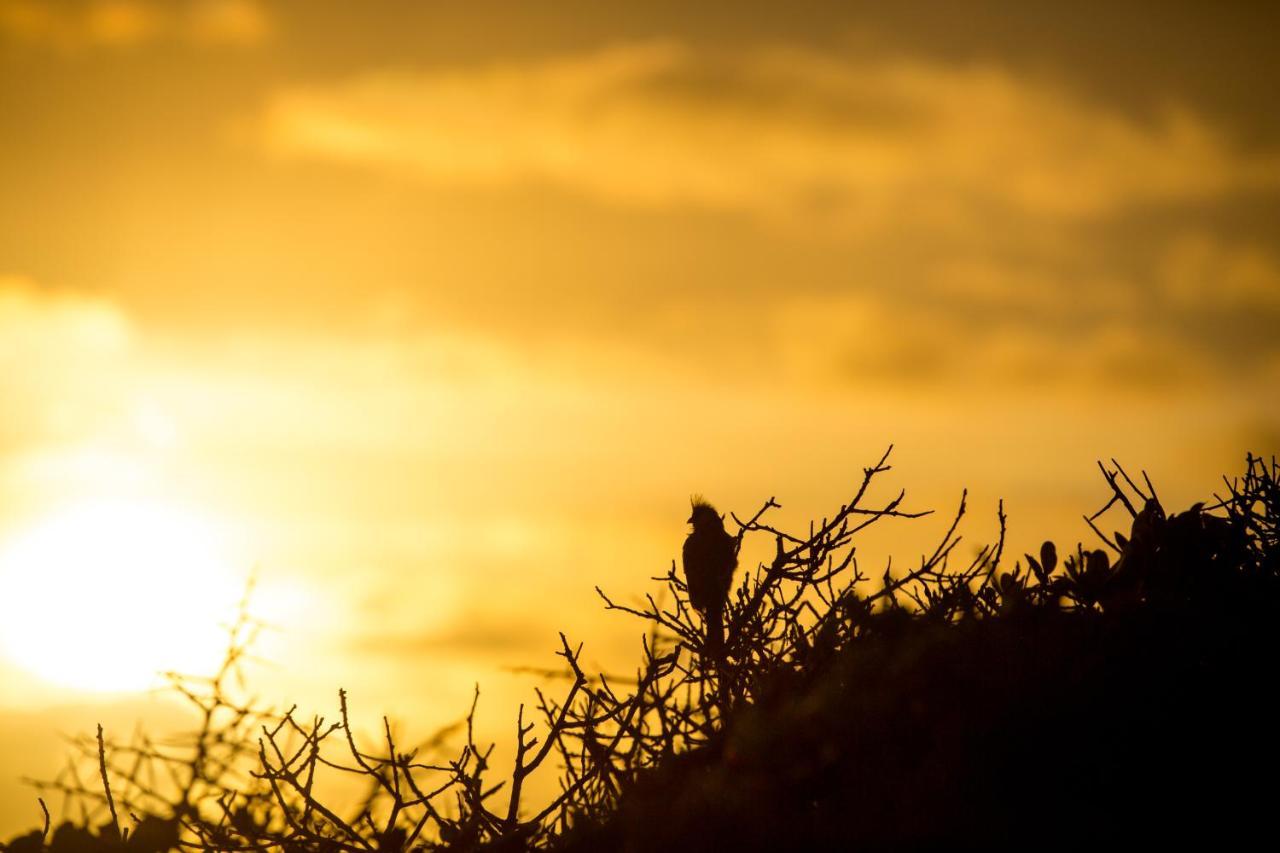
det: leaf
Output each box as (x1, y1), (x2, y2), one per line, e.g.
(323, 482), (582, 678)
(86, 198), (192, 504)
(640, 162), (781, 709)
(1040, 541), (1058, 574)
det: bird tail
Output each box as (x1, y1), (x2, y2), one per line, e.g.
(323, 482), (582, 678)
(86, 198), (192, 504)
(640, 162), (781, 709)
(705, 608), (724, 660)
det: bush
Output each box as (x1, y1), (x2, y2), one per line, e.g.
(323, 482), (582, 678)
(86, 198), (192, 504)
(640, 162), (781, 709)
(5, 450), (1277, 851)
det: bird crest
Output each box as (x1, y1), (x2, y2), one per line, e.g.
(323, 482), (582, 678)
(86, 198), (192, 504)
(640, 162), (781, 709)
(688, 496), (723, 527)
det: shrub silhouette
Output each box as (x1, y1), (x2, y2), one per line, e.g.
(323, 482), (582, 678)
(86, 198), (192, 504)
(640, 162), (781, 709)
(4, 449), (1277, 851)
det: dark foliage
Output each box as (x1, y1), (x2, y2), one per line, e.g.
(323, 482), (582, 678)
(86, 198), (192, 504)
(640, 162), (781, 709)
(4, 451), (1277, 851)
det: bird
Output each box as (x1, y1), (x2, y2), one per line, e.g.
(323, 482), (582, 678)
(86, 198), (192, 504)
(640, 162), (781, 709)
(682, 498), (738, 658)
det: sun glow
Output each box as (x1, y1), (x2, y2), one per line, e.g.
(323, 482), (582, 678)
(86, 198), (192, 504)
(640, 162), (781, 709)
(0, 500), (245, 693)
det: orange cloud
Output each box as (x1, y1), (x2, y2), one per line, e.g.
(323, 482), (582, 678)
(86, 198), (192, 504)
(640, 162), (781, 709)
(0, 0), (270, 49)
(0, 275), (133, 451)
(259, 42), (1280, 225)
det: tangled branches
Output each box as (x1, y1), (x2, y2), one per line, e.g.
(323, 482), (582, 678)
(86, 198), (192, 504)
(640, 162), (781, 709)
(6, 449), (1277, 851)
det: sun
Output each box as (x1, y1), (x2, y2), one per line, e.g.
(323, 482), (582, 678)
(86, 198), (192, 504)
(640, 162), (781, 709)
(0, 500), (245, 693)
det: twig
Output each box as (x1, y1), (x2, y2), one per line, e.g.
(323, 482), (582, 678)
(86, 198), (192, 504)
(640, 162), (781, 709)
(97, 724), (122, 842)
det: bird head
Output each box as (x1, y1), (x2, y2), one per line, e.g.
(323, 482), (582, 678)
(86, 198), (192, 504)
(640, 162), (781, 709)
(688, 497), (724, 531)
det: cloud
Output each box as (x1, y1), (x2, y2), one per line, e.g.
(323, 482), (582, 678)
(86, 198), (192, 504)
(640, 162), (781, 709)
(763, 226), (1280, 393)
(1158, 232), (1280, 313)
(0, 0), (270, 50)
(0, 276), (133, 450)
(0, 275), (130, 354)
(355, 617), (548, 660)
(259, 41), (1280, 225)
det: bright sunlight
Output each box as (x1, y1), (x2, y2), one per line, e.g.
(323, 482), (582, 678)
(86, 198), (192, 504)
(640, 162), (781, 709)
(0, 500), (244, 693)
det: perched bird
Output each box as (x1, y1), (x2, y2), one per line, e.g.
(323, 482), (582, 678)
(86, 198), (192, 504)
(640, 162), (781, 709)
(682, 498), (738, 657)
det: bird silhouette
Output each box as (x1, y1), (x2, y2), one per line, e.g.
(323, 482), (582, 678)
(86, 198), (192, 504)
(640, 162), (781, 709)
(682, 498), (738, 658)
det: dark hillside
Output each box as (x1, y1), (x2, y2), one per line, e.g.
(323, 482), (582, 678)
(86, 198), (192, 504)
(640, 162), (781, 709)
(564, 577), (1278, 850)
(562, 458), (1280, 850)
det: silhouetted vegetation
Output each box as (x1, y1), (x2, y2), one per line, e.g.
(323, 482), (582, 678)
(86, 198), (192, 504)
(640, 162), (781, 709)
(4, 450), (1278, 851)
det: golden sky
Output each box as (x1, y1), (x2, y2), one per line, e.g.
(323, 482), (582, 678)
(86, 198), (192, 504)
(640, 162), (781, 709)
(1, 0), (1278, 832)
